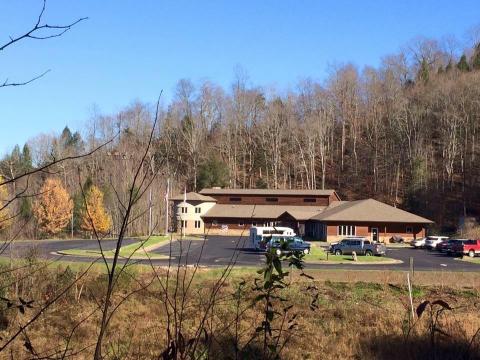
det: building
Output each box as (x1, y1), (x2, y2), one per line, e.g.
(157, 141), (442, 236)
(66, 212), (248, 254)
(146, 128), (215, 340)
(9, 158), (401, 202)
(170, 188), (433, 242)
(170, 192), (216, 235)
(309, 198), (432, 242)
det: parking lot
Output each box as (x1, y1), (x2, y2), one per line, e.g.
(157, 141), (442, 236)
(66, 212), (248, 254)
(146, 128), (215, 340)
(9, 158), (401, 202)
(150, 236), (480, 271)
(3, 236), (480, 271)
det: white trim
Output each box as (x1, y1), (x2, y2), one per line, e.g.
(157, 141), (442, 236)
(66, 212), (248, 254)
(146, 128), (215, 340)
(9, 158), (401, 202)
(337, 225), (356, 236)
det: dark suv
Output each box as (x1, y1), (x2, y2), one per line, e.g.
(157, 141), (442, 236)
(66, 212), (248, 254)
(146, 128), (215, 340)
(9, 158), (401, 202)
(267, 236), (311, 256)
(329, 238), (386, 256)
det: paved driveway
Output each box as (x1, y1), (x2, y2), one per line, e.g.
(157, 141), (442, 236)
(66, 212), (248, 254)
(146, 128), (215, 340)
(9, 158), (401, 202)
(2, 236), (480, 271)
(151, 236), (480, 271)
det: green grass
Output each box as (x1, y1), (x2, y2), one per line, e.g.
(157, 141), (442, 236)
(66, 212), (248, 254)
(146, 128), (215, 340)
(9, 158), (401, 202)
(305, 244), (394, 263)
(457, 256), (480, 264)
(60, 235), (170, 259)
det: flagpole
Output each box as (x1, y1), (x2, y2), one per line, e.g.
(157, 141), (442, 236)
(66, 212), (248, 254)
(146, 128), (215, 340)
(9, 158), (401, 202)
(165, 178), (169, 235)
(148, 188), (152, 236)
(182, 186), (186, 239)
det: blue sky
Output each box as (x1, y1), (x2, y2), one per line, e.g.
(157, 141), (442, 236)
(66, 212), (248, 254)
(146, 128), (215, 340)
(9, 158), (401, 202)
(1, 0), (479, 155)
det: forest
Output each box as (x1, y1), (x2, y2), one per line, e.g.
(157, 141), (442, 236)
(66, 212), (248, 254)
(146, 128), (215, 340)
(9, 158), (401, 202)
(2, 36), (480, 239)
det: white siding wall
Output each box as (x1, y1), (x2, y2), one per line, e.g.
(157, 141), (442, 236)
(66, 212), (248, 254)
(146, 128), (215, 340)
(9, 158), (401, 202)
(174, 201), (216, 234)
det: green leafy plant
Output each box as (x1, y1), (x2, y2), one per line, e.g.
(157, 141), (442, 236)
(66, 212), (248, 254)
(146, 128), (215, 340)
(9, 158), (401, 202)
(252, 239), (318, 359)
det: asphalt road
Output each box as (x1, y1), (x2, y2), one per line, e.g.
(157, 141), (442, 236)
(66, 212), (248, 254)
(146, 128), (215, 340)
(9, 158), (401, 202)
(2, 236), (480, 272)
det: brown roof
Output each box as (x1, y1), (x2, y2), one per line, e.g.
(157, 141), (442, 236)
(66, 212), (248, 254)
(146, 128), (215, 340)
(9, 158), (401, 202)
(310, 199), (433, 224)
(202, 204), (326, 220)
(199, 188), (339, 197)
(170, 192), (217, 202)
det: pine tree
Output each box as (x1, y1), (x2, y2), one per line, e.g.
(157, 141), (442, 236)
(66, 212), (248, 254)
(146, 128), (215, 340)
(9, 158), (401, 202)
(445, 59), (453, 72)
(196, 158), (229, 189)
(0, 176), (12, 231)
(457, 54), (470, 72)
(472, 43), (480, 70)
(21, 144), (33, 172)
(417, 58), (430, 83)
(33, 178), (73, 235)
(81, 185), (112, 234)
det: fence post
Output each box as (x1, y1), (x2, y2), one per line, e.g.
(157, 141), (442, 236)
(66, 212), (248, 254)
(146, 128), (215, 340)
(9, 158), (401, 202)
(409, 256), (414, 278)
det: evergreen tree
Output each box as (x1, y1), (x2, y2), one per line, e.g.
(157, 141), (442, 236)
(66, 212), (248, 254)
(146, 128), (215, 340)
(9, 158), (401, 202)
(417, 58), (429, 83)
(196, 158), (228, 189)
(445, 59), (453, 72)
(60, 126), (74, 147)
(472, 43), (480, 70)
(457, 54), (470, 72)
(11, 145), (21, 163)
(20, 197), (32, 220)
(21, 144), (33, 172)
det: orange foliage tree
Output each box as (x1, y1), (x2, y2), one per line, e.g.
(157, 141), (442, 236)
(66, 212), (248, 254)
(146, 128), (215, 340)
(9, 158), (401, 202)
(33, 178), (73, 235)
(81, 185), (112, 234)
(0, 176), (12, 231)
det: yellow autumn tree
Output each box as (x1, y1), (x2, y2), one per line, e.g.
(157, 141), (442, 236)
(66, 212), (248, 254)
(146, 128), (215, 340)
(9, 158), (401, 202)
(33, 178), (73, 235)
(0, 176), (12, 231)
(81, 185), (112, 234)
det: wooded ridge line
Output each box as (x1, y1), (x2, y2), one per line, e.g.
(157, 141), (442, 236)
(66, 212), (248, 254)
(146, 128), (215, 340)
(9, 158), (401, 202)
(2, 38), (480, 237)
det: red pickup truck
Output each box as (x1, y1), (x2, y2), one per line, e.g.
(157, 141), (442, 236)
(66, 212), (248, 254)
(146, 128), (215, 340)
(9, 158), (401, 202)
(451, 239), (480, 257)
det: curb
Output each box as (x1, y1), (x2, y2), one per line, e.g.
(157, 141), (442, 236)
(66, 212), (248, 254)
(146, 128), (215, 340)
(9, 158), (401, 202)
(305, 259), (403, 265)
(53, 251), (168, 261)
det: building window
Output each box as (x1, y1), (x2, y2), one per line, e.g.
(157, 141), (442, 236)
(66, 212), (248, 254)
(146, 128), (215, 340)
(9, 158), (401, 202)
(212, 220), (218, 225)
(181, 220), (188, 228)
(195, 207), (201, 214)
(338, 225), (356, 236)
(266, 197), (278, 202)
(252, 222), (257, 227)
(229, 197), (242, 202)
(406, 226), (413, 233)
(195, 220), (201, 229)
(181, 207), (187, 214)
(239, 221), (244, 226)
(304, 198), (316, 203)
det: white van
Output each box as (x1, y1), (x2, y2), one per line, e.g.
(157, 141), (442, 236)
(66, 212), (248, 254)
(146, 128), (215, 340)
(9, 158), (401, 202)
(250, 226), (296, 250)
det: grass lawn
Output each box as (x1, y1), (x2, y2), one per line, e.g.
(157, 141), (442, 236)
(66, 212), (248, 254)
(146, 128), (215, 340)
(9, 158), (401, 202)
(305, 244), (395, 263)
(457, 256), (480, 264)
(60, 235), (171, 259)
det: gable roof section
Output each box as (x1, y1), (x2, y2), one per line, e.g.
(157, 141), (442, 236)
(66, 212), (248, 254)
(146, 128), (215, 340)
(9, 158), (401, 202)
(202, 204), (326, 220)
(200, 188), (339, 198)
(311, 199), (433, 224)
(170, 192), (217, 202)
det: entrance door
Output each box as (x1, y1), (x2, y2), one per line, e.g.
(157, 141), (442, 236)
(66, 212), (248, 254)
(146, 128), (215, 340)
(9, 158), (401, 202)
(371, 228), (379, 242)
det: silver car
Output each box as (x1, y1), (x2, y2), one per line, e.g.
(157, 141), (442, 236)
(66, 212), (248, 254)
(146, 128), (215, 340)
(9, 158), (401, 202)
(411, 237), (427, 249)
(424, 236), (449, 250)
(330, 238), (387, 256)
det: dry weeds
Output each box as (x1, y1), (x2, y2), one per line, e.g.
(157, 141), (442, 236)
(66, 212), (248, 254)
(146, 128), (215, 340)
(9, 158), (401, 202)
(0, 261), (479, 359)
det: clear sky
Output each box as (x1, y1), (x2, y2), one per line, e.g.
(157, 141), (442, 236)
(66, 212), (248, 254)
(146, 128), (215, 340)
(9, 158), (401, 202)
(1, 0), (479, 155)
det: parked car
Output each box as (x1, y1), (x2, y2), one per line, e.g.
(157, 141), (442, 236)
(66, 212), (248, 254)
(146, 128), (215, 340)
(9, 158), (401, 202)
(329, 238), (386, 256)
(389, 235), (405, 243)
(411, 237), (427, 249)
(267, 236), (311, 256)
(451, 239), (480, 257)
(442, 239), (469, 255)
(436, 239), (453, 252)
(436, 239), (466, 253)
(424, 236), (449, 250)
